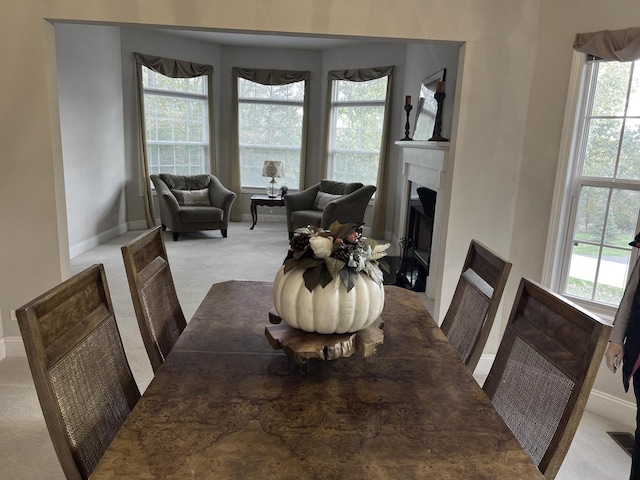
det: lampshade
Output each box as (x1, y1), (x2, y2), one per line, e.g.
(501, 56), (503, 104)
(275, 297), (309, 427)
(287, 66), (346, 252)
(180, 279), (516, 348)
(262, 160), (284, 178)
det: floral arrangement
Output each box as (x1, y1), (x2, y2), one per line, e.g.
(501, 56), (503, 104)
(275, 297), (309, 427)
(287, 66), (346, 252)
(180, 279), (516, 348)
(283, 221), (390, 292)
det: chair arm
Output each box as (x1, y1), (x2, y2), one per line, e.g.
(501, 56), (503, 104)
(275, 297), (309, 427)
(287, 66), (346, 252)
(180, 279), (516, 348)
(321, 185), (376, 228)
(150, 175), (180, 214)
(284, 183), (320, 212)
(208, 176), (236, 209)
(160, 193), (180, 214)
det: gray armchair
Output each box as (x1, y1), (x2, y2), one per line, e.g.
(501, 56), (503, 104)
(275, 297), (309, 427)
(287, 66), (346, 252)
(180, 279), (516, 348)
(284, 180), (376, 238)
(151, 173), (236, 241)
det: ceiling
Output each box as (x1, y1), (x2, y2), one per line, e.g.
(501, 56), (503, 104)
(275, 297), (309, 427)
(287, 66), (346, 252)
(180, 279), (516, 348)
(155, 28), (385, 50)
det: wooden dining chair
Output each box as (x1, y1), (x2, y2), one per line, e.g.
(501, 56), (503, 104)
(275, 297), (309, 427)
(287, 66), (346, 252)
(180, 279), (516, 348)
(121, 226), (186, 373)
(16, 264), (140, 480)
(439, 239), (511, 372)
(482, 278), (611, 479)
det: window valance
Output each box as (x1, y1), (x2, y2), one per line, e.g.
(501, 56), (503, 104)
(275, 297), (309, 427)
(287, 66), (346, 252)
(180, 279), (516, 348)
(328, 66), (393, 82)
(134, 52), (213, 77)
(232, 67), (310, 85)
(573, 27), (640, 62)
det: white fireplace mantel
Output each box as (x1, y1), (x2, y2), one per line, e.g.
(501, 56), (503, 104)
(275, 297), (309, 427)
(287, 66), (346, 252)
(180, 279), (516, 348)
(396, 140), (449, 191)
(395, 140), (451, 313)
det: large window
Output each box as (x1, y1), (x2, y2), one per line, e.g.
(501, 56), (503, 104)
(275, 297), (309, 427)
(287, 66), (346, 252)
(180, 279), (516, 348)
(327, 76), (389, 186)
(238, 78), (304, 189)
(142, 67), (209, 176)
(559, 58), (640, 308)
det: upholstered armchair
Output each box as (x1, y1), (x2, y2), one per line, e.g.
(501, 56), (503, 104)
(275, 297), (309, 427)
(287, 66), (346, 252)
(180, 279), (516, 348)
(150, 173), (236, 241)
(284, 180), (376, 238)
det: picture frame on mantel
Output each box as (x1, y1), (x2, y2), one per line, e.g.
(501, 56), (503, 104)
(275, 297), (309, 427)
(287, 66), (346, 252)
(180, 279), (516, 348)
(412, 68), (448, 142)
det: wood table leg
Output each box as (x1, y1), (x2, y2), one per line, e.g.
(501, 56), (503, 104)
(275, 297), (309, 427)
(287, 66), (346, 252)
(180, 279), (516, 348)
(250, 200), (257, 229)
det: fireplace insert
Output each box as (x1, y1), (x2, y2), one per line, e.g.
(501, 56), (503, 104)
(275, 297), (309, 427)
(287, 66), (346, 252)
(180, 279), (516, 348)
(396, 187), (436, 292)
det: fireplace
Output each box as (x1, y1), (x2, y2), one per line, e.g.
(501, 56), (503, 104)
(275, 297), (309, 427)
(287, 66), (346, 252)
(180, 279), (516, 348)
(398, 184), (437, 291)
(395, 140), (450, 301)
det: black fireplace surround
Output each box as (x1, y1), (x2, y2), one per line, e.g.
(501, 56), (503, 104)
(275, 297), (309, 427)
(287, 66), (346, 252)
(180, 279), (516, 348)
(396, 186), (436, 292)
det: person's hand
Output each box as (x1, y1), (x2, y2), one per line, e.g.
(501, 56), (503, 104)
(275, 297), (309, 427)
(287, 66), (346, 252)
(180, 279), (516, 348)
(605, 342), (624, 374)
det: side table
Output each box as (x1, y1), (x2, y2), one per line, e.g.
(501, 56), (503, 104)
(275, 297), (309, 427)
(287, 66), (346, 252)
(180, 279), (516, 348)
(250, 194), (285, 230)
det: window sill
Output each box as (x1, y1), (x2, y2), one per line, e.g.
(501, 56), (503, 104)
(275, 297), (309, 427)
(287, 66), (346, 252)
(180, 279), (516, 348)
(562, 294), (616, 324)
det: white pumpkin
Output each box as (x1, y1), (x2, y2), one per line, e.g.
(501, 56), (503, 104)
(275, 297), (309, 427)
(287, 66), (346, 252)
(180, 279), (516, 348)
(273, 265), (384, 334)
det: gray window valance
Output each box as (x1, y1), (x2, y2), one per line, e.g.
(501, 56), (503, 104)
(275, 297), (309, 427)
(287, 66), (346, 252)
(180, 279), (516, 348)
(232, 67), (310, 85)
(573, 27), (640, 62)
(328, 66), (393, 82)
(134, 52), (213, 77)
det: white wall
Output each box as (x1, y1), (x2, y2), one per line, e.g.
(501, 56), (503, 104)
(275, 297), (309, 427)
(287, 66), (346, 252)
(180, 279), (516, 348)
(55, 24), (127, 254)
(3, 0), (639, 422)
(0, 0), (540, 356)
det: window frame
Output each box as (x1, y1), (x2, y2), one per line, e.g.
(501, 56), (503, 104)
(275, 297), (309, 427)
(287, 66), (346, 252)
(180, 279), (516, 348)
(140, 67), (211, 187)
(236, 79), (305, 191)
(326, 76), (389, 187)
(546, 51), (640, 318)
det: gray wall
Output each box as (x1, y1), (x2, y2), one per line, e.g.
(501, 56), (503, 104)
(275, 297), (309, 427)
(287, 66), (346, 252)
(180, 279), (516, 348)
(55, 24), (127, 253)
(58, 25), (460, 254)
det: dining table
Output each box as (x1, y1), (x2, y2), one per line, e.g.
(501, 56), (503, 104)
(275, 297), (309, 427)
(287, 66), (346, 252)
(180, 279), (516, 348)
(90, 280), (544, 479)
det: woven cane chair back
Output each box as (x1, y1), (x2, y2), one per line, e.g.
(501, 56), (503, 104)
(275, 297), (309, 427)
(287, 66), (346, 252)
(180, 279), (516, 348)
(440, 240), (511, 372)
(122, 226), (186, 373)
(16, 264), (140, 480)
(482, 278), (611, 479)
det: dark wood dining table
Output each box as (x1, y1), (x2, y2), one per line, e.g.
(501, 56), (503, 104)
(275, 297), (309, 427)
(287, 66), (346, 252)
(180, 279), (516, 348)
(91, 280), (544, 479)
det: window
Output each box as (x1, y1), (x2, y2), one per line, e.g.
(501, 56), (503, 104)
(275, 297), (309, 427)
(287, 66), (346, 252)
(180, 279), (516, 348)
(559, 58), (640, 308)
(142, 67), (209, 176)
(327, 76), (389, 186)
(237, 78), (304, 189)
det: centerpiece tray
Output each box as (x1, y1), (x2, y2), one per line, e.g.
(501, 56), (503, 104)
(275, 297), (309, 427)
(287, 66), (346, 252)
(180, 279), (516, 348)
(265, 308), (384, 364)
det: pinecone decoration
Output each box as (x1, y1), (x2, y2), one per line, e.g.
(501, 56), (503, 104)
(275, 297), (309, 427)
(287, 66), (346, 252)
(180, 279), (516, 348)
(290, 232), (310, 252)
(332, 244), (352, 263)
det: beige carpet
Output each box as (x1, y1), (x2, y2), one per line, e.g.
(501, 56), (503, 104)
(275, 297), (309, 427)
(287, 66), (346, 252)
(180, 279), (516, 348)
(0, 221), (633, 479)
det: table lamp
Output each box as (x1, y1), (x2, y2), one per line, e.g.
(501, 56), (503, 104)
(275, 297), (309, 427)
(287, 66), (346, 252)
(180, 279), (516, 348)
(262, 160), (284, 198)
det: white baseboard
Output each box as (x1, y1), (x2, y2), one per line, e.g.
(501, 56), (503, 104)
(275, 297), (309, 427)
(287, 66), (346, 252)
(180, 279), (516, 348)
(1, 336), (26, 358)
(69, 222), (128, 258)
(586, 389), (637, 429)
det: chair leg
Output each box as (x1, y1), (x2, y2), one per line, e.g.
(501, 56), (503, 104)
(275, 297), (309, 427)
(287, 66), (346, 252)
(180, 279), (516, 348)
(161, 223), (167, 231)
(221, 229), (228, 238)
(172, 232), (179, 241)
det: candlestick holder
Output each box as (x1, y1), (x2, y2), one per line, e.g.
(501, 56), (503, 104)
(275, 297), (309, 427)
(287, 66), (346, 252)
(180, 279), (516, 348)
(428, 92), (449, 142)
(401, 103), (413, 141)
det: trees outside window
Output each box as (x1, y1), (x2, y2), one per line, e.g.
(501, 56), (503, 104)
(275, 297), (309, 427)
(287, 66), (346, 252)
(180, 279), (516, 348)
(560, 59), (640, 308)
(327, 76), (388, 186)
(142, 67), (209, 176)
(238, 78), (304, 190)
